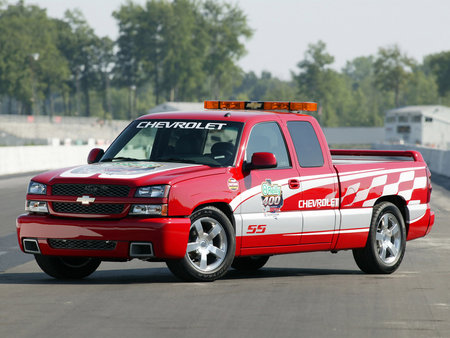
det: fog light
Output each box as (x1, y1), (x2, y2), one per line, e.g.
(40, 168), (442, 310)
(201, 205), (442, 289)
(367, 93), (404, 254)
(129, 204), (168, 216)
(25, 200), (49, 213)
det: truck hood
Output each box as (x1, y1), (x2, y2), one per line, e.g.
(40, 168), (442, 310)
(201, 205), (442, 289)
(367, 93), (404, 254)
(33, 161), (228, 186)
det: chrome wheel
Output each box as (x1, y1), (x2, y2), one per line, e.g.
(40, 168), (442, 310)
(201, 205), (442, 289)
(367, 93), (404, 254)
(166, 206), (235, 282)
(186, 217), (228, 272)
(375, 213), (401, 265)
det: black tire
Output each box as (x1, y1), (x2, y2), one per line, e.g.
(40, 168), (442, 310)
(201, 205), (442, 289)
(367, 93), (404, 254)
(34, 255), (101, 279)
(353, 202), (406, 274)
(231, 256), (270, 271)
(166, 206), (235, 282)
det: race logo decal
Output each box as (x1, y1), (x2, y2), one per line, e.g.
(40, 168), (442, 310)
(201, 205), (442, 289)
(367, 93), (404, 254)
(61, 162), (163, 178)
(227, 178), (239, 191)
(261, 179), (284, 213)
(70, 162), (161, 176)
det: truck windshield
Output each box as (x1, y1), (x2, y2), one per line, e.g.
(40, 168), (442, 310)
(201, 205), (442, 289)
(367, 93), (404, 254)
(102, 120), (243, 167)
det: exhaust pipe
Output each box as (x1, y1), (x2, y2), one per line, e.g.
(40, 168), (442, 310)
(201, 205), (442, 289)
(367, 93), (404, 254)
(23, 238), (41, 254)
(129, 242), (154, 258)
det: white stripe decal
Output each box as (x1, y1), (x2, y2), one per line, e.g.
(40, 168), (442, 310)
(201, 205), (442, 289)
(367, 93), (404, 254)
(301, 228), (369, 236)
(230, 174), (338, 211)
(339, 166), (425, 183)
(408, 200), (421, 205)
(238, 228), (369, 238)
(408, 204), (427, 223)
(230, 166), (426, 211)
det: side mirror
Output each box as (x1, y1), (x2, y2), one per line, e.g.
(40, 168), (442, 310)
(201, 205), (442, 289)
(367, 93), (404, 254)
(245, 152), (277, 171)
(87, 148), (104, 164)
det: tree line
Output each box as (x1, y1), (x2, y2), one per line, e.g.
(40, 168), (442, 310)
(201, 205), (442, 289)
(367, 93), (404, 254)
(0, 0), (449, 126)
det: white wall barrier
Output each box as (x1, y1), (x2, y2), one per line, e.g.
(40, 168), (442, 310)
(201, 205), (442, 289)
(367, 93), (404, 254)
(373, 144), (450, 178)
(0, 145), (97, 176)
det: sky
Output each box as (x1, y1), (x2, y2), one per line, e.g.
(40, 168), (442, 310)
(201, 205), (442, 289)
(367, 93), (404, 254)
(23, 0), (450, 80)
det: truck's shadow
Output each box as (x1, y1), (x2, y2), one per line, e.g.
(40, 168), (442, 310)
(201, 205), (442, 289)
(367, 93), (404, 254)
(0, 266), (362, 285)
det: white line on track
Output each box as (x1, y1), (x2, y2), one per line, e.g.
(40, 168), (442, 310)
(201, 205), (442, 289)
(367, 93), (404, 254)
(0, 251), (7, 256)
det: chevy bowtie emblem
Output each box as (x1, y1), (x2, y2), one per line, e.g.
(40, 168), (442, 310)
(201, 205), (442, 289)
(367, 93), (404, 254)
(76, 195), (95, 205)
(245, 101), (263, 110)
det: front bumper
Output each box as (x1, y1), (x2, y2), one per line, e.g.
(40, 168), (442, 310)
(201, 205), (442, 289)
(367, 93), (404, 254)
(16, 214), (191, 259)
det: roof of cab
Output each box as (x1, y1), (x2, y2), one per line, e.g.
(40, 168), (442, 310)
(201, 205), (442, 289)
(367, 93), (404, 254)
(137, 109), (312, 123)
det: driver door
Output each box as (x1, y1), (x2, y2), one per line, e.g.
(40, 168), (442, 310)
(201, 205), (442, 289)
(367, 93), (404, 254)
(238, 122), (303, 248)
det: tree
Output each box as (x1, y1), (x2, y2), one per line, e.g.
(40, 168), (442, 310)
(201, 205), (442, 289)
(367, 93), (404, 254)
(113, 1), (159, 116)
(293, 41), (343, 126)
(61, 9), (104, 117)
(0, 1), (69, 115)
(424, 51), (450, 97)
(201, 0), (252, 98)
(113, 0), (252, 107)
(233, 71), (296, 101)
(373, 45), (414, 107)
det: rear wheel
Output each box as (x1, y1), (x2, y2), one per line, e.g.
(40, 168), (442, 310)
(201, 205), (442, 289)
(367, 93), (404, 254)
(353, 202), (406, 274)
(34, 255), (101, 279)
(231, 256), (270, 271)
(166, 206), (235, 282)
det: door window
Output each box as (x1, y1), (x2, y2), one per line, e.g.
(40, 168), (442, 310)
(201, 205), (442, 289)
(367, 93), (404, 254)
(245, 122), (290, 168)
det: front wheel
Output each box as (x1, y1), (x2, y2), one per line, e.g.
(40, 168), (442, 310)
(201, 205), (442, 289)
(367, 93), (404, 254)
(34, 255), (101, 279)
(166, 206), (235, 282)
(353, 202), (406, 274)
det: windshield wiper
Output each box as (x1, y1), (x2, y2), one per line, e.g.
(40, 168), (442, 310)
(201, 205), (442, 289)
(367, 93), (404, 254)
(102, 157), (148, 162)
(157, 158), (202, 165)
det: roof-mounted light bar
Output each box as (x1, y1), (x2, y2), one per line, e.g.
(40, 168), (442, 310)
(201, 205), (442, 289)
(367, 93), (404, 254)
(204, 100), (318, 112)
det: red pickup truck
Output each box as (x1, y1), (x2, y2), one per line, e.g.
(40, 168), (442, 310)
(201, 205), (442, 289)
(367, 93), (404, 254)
(17, 101), (435, 282)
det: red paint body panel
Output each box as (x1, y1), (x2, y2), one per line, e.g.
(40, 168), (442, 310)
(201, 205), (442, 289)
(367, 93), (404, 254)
(17, 214), (191, 258)
(407, 206), (432, 240)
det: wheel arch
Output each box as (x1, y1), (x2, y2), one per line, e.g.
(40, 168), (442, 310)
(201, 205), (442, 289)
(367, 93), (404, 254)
(373, 195), (409, 235)
(192, 202), (236, 230)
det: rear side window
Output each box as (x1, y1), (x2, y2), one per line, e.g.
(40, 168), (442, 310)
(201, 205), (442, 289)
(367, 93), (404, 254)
(287, 121), (324, 168)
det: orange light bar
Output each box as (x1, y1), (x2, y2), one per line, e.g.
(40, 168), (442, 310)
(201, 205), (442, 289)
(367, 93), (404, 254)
(290, 102), (318, 112)
(204, 100), (317, 112)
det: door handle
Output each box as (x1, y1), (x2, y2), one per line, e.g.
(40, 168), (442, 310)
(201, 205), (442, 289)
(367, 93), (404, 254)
(288, 179), (300, 189)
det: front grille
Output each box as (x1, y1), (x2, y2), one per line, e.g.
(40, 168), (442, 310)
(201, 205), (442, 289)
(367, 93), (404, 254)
(52, 184), (130, 197)
(52, 202), (124, 215)
(48, 239), (117, 250)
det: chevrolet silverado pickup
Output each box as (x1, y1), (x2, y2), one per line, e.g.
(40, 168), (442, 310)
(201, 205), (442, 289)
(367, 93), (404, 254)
(17, 100), (434, 281)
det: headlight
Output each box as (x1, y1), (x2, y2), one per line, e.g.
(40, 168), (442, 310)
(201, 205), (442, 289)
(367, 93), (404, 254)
(28, 181), (47, 195)
(129, 204), (168, 216)
(135, 185), (170, 198)
(25, 201), (49, 213)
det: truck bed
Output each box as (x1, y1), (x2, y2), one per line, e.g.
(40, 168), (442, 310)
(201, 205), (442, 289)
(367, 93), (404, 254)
(331, 149), (421, 165)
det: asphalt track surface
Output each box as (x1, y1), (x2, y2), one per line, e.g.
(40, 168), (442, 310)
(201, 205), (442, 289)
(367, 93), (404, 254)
(0, 172), (449, 338)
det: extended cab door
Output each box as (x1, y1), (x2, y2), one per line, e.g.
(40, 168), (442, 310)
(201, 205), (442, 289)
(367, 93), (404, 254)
(286, 120), (339, 245)
(239, 121), (303, 248)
